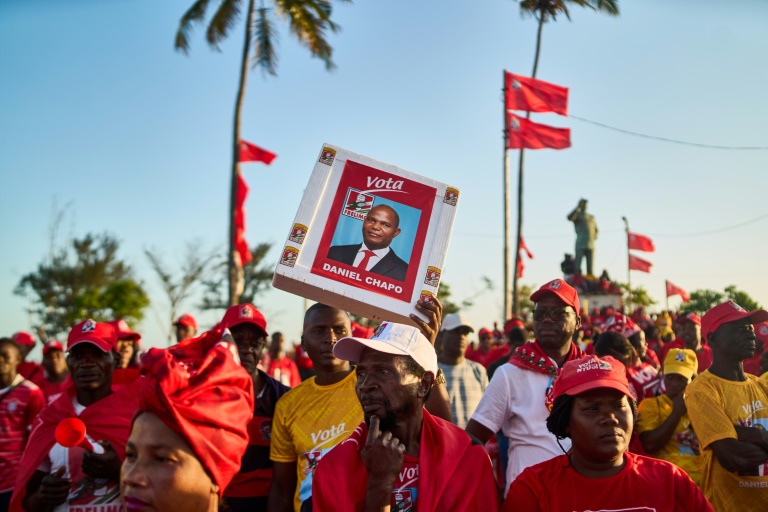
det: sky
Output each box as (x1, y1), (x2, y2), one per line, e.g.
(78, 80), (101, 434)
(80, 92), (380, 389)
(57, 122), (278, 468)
(2, 0), (768, 355)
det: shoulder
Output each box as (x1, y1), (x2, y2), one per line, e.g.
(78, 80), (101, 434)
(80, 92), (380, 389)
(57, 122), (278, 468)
(275, 377), (315, 409)
(264, 371), (292, 398)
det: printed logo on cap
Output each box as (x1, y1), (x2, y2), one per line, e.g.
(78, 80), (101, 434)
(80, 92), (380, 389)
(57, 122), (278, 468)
(547, 279), (562, 290)
(319, 147), (336, 166)
(675, 351), (686, 363)
(82, 319), (96, 333)
(729, 301), (746, 312)
(372, 323), (387, 339)
(577, 358), (612, 373)
(240, 305), (253, 319)
(759, 325), (768, 336)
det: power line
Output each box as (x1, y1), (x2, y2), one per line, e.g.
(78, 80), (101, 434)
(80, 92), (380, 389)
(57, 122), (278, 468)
(647, 212), (768, 238)
(571, 115), (768, 150)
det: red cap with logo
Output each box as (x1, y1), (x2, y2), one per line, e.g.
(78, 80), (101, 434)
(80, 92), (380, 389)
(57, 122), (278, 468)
(552, 355), (634, 402)
(107, 319), (142, 343)
(220, 303), (268, 337)
(67, 319), (117, 352)
(11, 331), (36, 348)
(530, 279), (581, 316)
(677, 312), (701, 326)
(175, 313), (198, 330)
(42, 340), (64, 356)
(755, 322), (768, 344)
(478, 327), (493, 338)
(603, 313), (641, 338)
(701, 301), (768, 341)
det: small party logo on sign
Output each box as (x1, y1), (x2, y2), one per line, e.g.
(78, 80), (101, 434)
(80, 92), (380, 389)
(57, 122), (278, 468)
(443, 187), (459, 206)
(279, 246), (299, 267)
(289, 223), (308, 244)
(319, 147), (337, 166)
(424, 266), (441, 287)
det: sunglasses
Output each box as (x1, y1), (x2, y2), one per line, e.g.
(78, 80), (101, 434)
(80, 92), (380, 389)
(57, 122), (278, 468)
(532, 308), (574, 322)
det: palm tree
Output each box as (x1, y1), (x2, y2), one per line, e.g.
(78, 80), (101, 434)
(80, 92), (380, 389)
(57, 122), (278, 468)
(175, 0), (350, 306)
(509, 0), (618, 317)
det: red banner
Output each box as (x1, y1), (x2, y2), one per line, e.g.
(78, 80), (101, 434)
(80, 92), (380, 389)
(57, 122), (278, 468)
(629, 254), (652, 273)
(235, 173), (252, 265)
(665, 280), (690, 302)
(628, 232), (655, 252)
(506, 113), (571, 150)
(239, 140), (277, 164)
(505, 72), (569, 116)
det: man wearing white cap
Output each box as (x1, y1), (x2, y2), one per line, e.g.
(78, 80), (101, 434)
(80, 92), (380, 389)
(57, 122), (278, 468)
(311, 322), (496, 511)
(437, 313), (488, 428)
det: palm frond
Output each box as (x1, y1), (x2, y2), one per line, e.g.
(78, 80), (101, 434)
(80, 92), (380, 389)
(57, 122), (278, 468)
(206, 0), (243, 50)
(274, 0), (336, 69)
(252, 7), (279, 75)
(518, 0), (618, 21)
(175, 0), (215, 54)
(594, 0), (619, 15)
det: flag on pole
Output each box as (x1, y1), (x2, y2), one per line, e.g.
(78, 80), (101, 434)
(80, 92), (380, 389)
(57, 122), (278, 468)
(629, 254), (653, 273)
(517, 235), (533, 278)
(505, 72), (569, 116)
(519, 235), (534, 259)
(628, 232), (655, 252)
(665, 280), (690, 302)
(506, 113), (571, 150)
(235, 173), (253, 266)
(239, 140), (277, 164)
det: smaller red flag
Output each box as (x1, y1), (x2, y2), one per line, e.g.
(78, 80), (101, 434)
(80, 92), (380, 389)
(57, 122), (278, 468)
(519, 236), (534, 259)
(628, 232), (655, 252)
(517, 256), (525, 278)
(665, 280), (690, 302)
(235, 173), (253, 266)
(629, 254), (653, 273)
(507, 113), (571, 150)
(239, 140), (277, 164)
(505, 72), (569, 116)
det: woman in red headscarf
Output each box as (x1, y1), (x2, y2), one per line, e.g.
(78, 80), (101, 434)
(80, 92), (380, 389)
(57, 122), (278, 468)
(120, 331), (254, 512)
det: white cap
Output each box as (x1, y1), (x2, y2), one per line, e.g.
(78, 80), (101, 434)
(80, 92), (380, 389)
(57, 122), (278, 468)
(440, 313), (474, 333)
(333, 322), (438, 375)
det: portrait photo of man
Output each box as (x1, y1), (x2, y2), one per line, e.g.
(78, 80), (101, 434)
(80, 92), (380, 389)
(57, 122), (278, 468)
(327, 204), (408, 281)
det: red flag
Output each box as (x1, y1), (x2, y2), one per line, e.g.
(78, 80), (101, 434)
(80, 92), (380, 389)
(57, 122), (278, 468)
(628, 232), (655, 252)
(517, 256), (525, 278)
(629, 254), (653, 273)
(506, 113), (571, 150)
(235, 173), (252, 266)
(666, 280), (690, 302)
(239, 140), (277, 164)
(505, 72), (569, 116)
(519, 236), (534, 259)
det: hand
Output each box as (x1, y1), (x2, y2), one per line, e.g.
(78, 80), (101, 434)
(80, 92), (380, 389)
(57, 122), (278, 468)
(362, 416), (404, 488)
(411, 297), (443, 345)
(39, 466), (70, 507)
(82, 440), (122, 482)
(671, 393), (687, 415)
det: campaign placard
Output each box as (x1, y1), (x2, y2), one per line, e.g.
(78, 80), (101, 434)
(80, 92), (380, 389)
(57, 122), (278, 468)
(273, 144), (459, 325)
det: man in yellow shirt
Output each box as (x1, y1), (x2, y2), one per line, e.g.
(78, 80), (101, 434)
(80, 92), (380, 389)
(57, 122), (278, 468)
(686, 301), (768, 511)
(638, 348), (701, 485)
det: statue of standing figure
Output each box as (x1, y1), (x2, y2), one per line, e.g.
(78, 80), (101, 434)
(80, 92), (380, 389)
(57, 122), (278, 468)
(567, 198), (598, 276)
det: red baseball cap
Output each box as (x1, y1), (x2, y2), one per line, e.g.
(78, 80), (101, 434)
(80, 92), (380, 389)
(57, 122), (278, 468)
(67, 319), (117, 352)
(478, 327), (493, 338)
(220, 303), (268, 337)
(552, 355), (634, 402)
(530, 279), (580, 316)
(11, 331), (36, 348)
(603, 314), (641, 338)
(701, 301), (768, 341)
(677, 312), (701, 326)
(107, 319), (141, 342)
(755, 322), (768, 344)
(175, 313), (198, 330)
(43, 340), (64, 356)
(504, 318), (526, 335)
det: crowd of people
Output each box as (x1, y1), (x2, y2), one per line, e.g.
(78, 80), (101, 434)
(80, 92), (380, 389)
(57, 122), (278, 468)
(2, 277), (768, 511)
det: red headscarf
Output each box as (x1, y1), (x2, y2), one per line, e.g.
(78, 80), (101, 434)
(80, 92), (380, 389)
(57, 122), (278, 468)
(137, 330), (254, 495)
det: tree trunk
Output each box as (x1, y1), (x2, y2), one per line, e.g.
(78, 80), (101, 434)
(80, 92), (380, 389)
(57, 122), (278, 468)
(511, 9), (545, 317)
(229, 0), (256, 307)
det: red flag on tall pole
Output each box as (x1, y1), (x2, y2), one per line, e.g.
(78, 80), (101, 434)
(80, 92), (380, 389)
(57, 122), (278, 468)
(628, 232), (655, 252)
(519, 235), (534, 259)
(239, 140), (277, 164)
(505, 72), (569, 116)
(506, 113), (571, 150)
(666, 280), (690, 302)
(629, 254), (653, 273)
(234, 173), (253, 266)
(517, 236), (533, 278)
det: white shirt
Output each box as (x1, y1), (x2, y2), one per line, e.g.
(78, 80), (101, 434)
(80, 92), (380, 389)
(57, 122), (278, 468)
(352, 244), (391, 271)
(470, 362), (572, 493)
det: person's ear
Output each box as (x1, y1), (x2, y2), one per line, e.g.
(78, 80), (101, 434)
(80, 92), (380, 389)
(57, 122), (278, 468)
(393, 228), (401, 238)
(419, 372), (435, 398)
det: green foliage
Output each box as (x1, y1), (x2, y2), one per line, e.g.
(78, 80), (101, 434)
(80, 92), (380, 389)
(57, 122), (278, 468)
(200, 242), (274, 310)
(680, 285), (761, 316)
(614, 282), (656, 309)
(517, 283), (535, 315)
(437, 282), (460, 315)
(14, 233), (150, 339)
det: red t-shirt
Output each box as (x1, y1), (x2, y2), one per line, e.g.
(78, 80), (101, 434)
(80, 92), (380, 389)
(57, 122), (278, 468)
(466, 347), (507, 368)
(391, 455), (419, 512)
(627, 362), (661, 400)
(30, 372), (71, 404)
(267, 356), (302, 388)
(660, 340), (713, 373)
(503, 452), (713, 511)
(0, 377), (45, 492)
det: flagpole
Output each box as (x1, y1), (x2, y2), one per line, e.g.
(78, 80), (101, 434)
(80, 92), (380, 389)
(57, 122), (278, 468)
(503, 70), (512, 320)
(665, 281), (669, 311)
(622, 216), (632, 312)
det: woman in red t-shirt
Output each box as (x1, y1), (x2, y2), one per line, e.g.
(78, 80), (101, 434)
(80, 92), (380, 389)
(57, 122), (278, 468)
(503, 355), (712, 512)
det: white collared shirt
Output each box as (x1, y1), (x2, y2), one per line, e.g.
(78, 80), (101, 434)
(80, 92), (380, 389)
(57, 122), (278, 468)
(352, 244), (390, 271)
